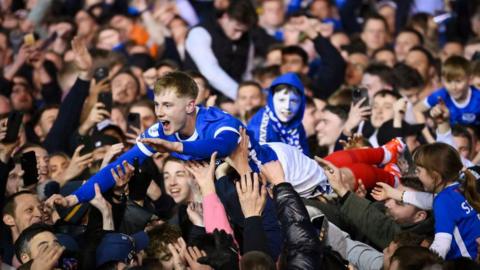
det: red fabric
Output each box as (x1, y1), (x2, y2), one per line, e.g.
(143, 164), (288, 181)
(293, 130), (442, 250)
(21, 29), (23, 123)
(325, 147), (385, 167)
(344, 163), (395, 190)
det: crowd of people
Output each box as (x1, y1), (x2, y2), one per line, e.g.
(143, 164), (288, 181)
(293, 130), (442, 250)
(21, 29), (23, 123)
(1, 0), (480, 269)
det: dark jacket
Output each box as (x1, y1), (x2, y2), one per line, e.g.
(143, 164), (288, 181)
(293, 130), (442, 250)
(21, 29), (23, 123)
(273, 182), (323, 270)
(340, 192), (435, 249)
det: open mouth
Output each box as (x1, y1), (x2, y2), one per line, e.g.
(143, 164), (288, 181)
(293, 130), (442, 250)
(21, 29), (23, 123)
(160, 120), (171, 131)
(168, 188), (180, 197)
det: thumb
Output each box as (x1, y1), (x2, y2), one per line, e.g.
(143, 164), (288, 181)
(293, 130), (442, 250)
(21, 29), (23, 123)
(210, 151), (218, 166)
(94, 183), (101, 197)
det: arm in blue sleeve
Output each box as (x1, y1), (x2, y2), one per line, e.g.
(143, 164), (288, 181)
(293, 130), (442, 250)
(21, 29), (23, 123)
(182, 131), (239, 159)
(72, 144), (155, 203)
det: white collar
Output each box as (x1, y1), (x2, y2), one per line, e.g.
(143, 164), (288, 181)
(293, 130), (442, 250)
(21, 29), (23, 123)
(451, 87), (472, 109)
(175, 107), (200, 142)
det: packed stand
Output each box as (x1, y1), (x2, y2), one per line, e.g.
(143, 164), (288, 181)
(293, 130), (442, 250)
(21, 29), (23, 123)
(1, 0), (480, 269)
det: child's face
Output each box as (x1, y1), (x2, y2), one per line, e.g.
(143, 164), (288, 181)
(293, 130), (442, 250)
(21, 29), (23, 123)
(443, 76), (470, 101)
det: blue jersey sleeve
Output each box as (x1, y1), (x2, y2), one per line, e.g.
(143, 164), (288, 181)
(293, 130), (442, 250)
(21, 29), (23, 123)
(433, 194), (456, 235)
(72, 145), (154, 202)
(425, 88), (448, 108)
(72, 123), (162, 203)
(183, 128), (240, 158)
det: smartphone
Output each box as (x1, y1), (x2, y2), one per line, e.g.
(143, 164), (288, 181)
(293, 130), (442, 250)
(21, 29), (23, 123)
(21, 151), (39, 187)
(98, 92), (113, 113)
(352, 87), (369, 107)
(23, 33), (35, 46)
(93, 67), (109, 82)
(127, 112), (141, 133)
(79, 136), (94, 156)
(2, 111), (23, 143)
(38, 32), (58, 51)
(129, 158), (151, 201)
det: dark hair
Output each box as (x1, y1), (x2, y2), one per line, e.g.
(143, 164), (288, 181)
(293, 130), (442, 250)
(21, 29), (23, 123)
(129, 99), (155, 115)
(30, 104), (60, 127)
(239, 81), (262, 92)
(413, 143), (480, 213)
(3, 191), (36, 217)
(390, 246), (443, 270)
(226, 0), (258, 28)
(281, 46), (308, 65)
(400, 176), (425, 191)
(443, 257), (480, 270)
(363, 13), (389, 33)
(373, 89), (401, 100)
(408, 46), (435, 67)
(393, 63), (424, 91)
(442, 55), (471, 81)
(372, 46), (395, 58)
(393, 231), (428, 247)
(185, 70), (210, 90)
(240, 251), (276, 270)
(364, 63), (394, 86)
(253, 65), (281, 82)
(322, 105), (349, 122)
(14, 223), (54, 262)
(397, 27), (424, 45)
(112, 69), (140, 95)
(155, 59), (180, 71)
(154, 71), (199, 99)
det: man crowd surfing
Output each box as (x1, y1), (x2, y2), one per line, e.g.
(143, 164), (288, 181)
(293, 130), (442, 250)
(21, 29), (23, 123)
(0, 0), (480, 269)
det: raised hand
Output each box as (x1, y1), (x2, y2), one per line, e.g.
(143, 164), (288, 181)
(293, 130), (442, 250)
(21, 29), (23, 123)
(185, 152), (217, 196)
(339, 133), (367, 150)
(186, 202), (204, 227)
(71, 36), (92, 72)
(79, 102), (111, 135)
(236, 172), (267, 218)
(30, 242), (65, 270)
(343, 98), (371, 136)
(226, 127), (251, 175)
(111, 160), (135, 189)
(139, 138), (183, 153)
(430, 97), (450, 124)
(315, 157), (349, 197)
(100, 143), (124, 169)
(90, 183), (112, 213)
(167, 237), (188, 270)
(185, 246), (212, 270)
(57, 145), (93, 183)
(371, 182), (403, 202)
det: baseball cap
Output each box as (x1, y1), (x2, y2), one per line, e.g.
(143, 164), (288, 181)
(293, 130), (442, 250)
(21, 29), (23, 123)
(95, 231), (149, 267)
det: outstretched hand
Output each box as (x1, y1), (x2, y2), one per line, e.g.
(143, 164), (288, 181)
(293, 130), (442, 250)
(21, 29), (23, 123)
(315, 157), (349, 197)
(236, 172), (267, 218)
(227, 127), (251, 175)
(139, 138), (183, 153)
(371, 182), (403, 202)
(185, 152), (217, 196)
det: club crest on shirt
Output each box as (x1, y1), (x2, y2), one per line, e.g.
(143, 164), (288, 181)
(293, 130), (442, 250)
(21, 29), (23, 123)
(461, 113), (476, 123)
(147, 123), (160, 137)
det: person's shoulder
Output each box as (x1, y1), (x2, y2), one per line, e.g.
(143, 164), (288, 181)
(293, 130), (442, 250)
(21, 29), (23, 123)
(430, 87), (449, 97)
(199, 106), (240, 125)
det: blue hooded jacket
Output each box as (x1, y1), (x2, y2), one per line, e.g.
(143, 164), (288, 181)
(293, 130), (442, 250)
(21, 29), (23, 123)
(247, 72), (309, 155)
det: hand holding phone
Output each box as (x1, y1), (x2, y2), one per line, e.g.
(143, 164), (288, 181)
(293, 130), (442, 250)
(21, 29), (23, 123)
(2, 111), (23, 143)
(352, 87), (369, 107)
(98, 92), (113, 113)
